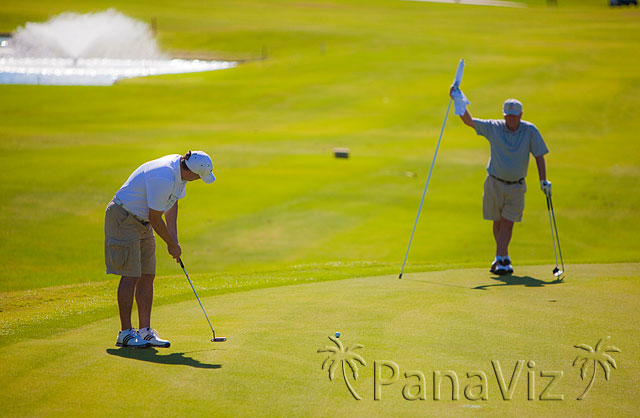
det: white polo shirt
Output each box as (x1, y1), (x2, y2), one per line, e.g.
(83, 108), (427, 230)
(114, 154), (187, 221)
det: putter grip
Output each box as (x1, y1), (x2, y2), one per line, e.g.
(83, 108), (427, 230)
(179, 258), (184, 269)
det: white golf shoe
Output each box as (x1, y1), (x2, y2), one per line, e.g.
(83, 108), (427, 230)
(490, 257), (513, 275)
(116, 328), (150, 348)
(138, 327), (171, 348)
(501, 257), (514, 275)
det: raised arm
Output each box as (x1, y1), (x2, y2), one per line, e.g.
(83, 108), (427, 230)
(459, 109), (475, 128)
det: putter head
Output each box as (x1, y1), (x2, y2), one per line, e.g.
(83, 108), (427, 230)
(553, 267), (564, 280)
(211, 337), (227, 342)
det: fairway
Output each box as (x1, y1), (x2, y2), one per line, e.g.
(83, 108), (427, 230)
(1, 264), (638, 417)
(2, 0), (640, 291)
(1, 0), (639, 416)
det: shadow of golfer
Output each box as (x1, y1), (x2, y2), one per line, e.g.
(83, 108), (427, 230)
(474, 274), (563, 291)
(106, 348), (221, 369)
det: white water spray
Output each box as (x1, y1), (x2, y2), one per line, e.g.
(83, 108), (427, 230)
(0, 9), (235, 85)
(10, 9), (165, 59)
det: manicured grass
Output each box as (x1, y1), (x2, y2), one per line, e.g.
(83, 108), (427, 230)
(0, 261), (404, 347)
(1, 264), (638, 417)
(0, 1), (639, 415)
(1, 0), (639, 292)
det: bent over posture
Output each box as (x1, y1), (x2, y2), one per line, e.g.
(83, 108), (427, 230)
(104, 151), (215, 347)
(450, 88), (552, 275)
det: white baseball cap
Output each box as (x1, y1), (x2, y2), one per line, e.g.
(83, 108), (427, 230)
(503, 99), (523, 116)
(185, 151), (215, 184)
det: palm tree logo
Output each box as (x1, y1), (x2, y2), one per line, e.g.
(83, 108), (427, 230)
(317, 335), (367, 400)
(573, 336), (620, 400)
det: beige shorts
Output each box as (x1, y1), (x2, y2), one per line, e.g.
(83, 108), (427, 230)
(104, 201), (156, 277)
(483, 175), (527, 222)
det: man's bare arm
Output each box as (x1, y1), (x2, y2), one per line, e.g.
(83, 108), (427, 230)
(535, 155), (547, 181)
(164, 202), (179, 244)
(459, 109), (475, 128)
(149, 208), (181, 260)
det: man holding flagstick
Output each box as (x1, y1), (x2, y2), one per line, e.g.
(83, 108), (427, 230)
(450, 80), (552, 276)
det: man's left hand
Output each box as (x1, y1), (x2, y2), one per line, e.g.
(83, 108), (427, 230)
(540, 180), (552, 197)
(449, 85), (470, 116)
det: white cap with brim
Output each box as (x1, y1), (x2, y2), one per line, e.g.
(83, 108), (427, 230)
(185, 151), (215, 184)
(503, 99), (523, 116)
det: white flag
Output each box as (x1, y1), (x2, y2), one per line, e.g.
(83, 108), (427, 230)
(453, 59), (465, 88)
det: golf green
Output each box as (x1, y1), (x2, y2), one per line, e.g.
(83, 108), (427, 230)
(1, 264), (638, 417)
(1, 0), (639, 416)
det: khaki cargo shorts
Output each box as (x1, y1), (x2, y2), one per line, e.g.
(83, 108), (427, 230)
(104, 201), (156, 277)
(483, 175), (527, 222)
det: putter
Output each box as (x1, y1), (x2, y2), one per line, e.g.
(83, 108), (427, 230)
(399, 59), (464, 279)
(179, 258), (227, 342)
(545, 194), (565, 278)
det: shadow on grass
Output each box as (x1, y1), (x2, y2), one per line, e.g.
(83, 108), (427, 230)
(474, 274), (564, 291)
(402, 278), (472, 289)
(106, 347), (221, 369)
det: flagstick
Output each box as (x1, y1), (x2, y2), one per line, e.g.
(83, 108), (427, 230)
(399, 97), (453, 279)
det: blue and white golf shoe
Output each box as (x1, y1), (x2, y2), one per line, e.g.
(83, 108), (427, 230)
(116, 328), (150, 348)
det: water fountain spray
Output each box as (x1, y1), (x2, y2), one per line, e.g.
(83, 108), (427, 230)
(0, 9), (235, 85)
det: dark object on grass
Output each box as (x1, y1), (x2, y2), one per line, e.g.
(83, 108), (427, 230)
(610, 0), (637, 6)
(334, 148), (350, 159)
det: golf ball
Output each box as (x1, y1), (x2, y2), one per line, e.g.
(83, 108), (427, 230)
(335, 332), (341, 338)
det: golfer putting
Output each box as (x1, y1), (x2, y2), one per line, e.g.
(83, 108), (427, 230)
(450, 88), (552, 276)
(104, 151), (215, 348)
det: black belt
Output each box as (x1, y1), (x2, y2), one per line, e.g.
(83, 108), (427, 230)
(490, 174), (524, 185)
(112, 198), (150, 225)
